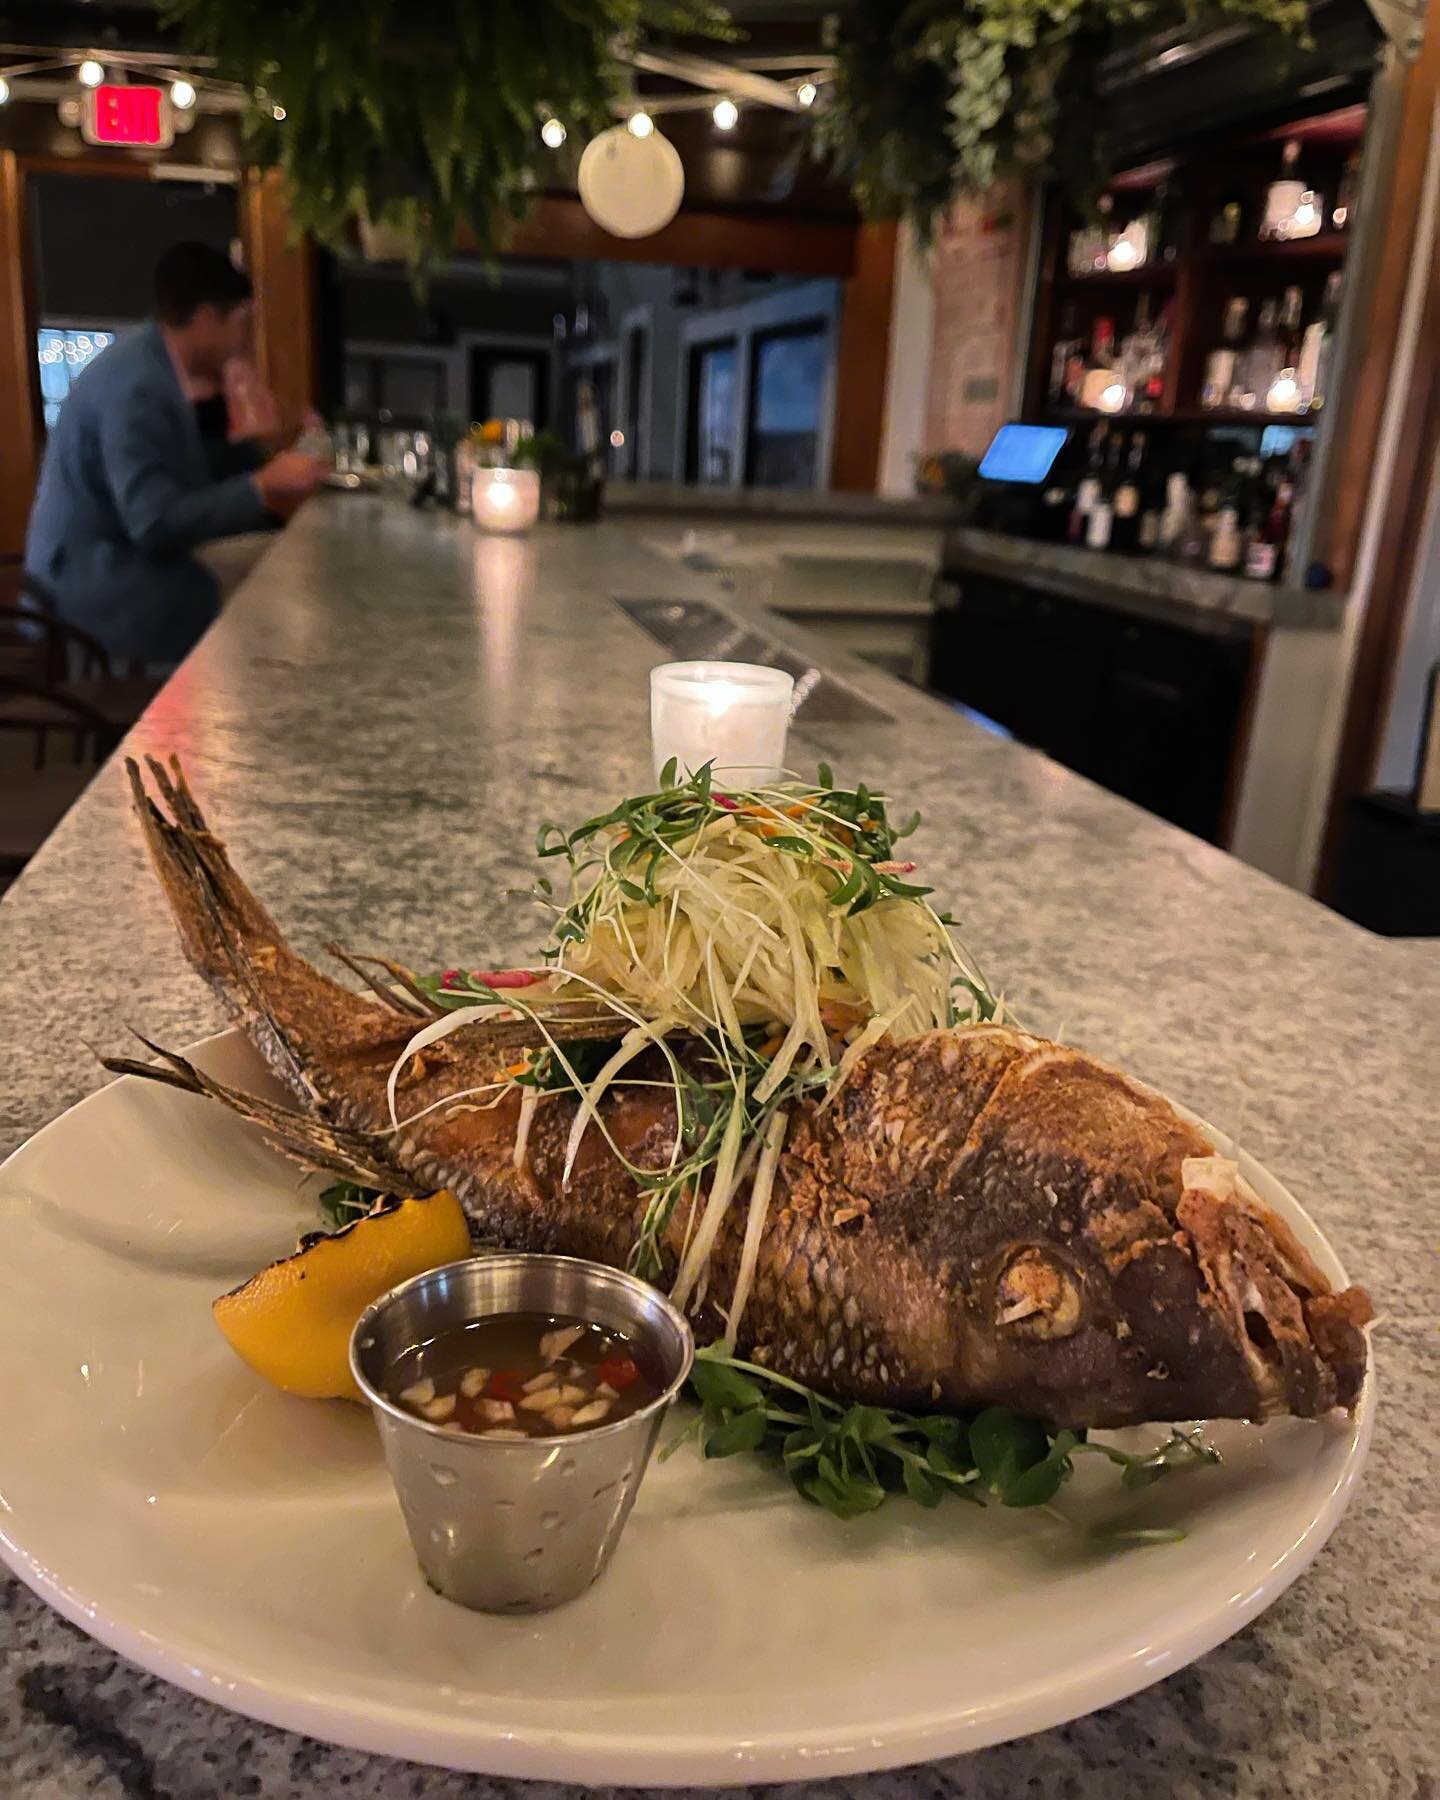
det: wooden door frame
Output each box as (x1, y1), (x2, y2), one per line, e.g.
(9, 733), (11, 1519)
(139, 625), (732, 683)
(1315, 23), (1440, 894)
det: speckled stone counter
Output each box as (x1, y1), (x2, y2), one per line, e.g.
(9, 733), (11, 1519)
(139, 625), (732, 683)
(0, 498), (1433, 1799)
(942, 524), (1346, 631)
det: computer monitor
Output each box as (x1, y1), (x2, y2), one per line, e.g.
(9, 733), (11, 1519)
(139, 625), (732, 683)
(978, 422), (1069, 485)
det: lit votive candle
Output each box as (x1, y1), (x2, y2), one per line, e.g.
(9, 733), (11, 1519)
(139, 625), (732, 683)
(650, 660), (795, 787)
(471, 466), (540, 534)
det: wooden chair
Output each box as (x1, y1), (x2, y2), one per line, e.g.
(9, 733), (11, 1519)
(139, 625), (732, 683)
(0, 606), (160, 767)
(0, 749), (98, 892)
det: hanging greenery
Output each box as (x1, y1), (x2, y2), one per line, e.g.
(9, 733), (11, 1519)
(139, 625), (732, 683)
(817, 0), (1310, 242)
(162, 0), (730, 266)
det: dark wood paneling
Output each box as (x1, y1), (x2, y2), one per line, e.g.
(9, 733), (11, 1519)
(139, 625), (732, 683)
(829, 220), (897, 492)
(239, 170), (318, 431)
(0, 151), (40, 555)
(496, 196), (857, 278)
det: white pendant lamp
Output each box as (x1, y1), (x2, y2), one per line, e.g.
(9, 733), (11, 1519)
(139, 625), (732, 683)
(577, 124), (684, 238)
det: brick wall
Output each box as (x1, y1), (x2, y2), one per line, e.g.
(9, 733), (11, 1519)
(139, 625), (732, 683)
(923, 180), (1034, 459)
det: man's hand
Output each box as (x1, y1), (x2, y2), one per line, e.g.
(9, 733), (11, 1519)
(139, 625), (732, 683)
(252, 448), (330, 519)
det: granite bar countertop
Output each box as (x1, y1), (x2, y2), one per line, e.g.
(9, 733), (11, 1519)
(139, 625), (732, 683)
(0, 499), (1433, 1800)
(942, 524), (1347, 632)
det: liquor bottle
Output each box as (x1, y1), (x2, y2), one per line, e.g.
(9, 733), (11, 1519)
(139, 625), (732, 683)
(1209, 182), (1249, 246)
(1332, 150), (1361, 231)
(1261, 139), (1316, 241)
(1069, 425), (1108, 544)
(1086, 433), (1123, 550)
(1265, 286), (1307, 412)
(1234, 299), (1281, 410)
(1208, 462), (1246, 571)
(1299, 270), (1342, 411)
(1243, 473), (1293, 582)
(1049, 304), (1085, 405)
(1159, 471), (1194, 555)
(1118, 296), (1155, 400)
(1110, 432), (1147, 553)
(1202, 298), (1249, 410)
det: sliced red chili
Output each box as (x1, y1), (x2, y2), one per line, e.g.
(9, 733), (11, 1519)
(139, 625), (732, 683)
(598, 1354), (639, 1392)
(487, 1368), (527, 1404)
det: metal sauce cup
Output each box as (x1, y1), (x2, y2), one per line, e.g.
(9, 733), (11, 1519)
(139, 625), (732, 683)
(350, 1255), (693, 1615)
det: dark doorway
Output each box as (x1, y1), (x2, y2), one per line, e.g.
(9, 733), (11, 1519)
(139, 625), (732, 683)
(746, 321), (827, 489)
(469, 347), (550, 428)
(686, 339), (739, 484)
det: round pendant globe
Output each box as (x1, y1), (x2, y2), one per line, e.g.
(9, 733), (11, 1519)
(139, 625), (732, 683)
(577, 125), (684, 239)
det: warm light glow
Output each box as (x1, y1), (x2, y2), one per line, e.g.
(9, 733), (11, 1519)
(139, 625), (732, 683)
(486, 480), (516, 509)
(703, 680), (743, 716)
(271, 103), (286, 121)
(1106, 237), (1139, 272)
(712, 97), (738, 131)
(77, 58), (105, 88)
(609, 428), (625, 447)
(797, 81), (818, 108)
(627, 110), (654, 139)
(1267, 369), (1302, 413)
(1291, 192), (1321, 233)
(0, 77), (10, 107)
(1098, 381), (1128, 414)
(170, 78), (196, 110)
(540, 116), (567, 149)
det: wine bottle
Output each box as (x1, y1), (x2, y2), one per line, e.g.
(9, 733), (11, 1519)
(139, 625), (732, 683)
(1208, 461), (1246, 571)
(1262, 140), (1308, 241)
(1299, 271), (1343, 411)
(1235, 299), (1281, 411)
(1086, 433), (1123, 550)
(1069, 425), (1107, 544)
(1202, 298), (1249, 410)
(1110, 432), (1147, 554)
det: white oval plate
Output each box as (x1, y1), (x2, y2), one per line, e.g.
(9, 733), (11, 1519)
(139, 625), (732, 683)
(0, 1032), (1372, 1785)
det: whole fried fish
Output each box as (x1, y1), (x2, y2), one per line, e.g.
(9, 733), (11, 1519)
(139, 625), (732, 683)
(110, 757), (1371, 1430)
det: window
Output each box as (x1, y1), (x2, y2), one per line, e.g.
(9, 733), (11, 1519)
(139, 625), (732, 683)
(37, 326), (119, 431)
(747, 323), (827, 490)
(687, 340), (739, 484)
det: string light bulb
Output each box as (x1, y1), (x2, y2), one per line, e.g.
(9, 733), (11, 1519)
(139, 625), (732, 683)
(0, 76), (10, 107)
(627, 110), (654, 139)
(77, 58), (105, 88)
(170, 78), (196, 110)
(540, 116), (567, 149)
(271, 102), (286, 121)
(797, 81), (818, 108)
(712, 98), (738, 131)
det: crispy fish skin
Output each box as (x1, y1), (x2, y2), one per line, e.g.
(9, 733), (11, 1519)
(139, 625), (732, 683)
(117, 757), (1372, 1430)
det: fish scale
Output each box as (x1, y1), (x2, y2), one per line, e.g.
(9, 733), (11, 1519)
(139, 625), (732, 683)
(108, 756), (1373, 1433)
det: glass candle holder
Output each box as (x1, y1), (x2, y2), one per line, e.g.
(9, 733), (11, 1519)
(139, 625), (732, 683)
(649, 661), (795, 788)
(471, 466), (541, 534)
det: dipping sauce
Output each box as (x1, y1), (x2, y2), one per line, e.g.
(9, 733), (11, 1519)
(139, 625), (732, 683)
(385, 1311), (663, 1439)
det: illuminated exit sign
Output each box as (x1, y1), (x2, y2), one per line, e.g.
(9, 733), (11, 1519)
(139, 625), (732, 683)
(82, 85), (173, 148)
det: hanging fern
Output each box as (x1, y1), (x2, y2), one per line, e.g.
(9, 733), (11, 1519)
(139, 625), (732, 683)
(818, 0), (1311, 242)
(163, 0), (731, 266)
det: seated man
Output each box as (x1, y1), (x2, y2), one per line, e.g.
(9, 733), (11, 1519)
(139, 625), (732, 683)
(25, 241), (328, 665)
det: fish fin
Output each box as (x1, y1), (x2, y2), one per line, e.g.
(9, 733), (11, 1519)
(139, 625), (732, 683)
(101, 1035), (416, 1192)
(126, 758), (414, 1104)
(326, 944), (436, 1019)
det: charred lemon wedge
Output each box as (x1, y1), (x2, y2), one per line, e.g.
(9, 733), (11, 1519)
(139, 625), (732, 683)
(213, 1192), (472, 1401)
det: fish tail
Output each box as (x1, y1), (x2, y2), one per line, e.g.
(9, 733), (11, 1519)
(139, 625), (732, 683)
(126, 757), (415, 1103)
(101, 1035), (417, 1192)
